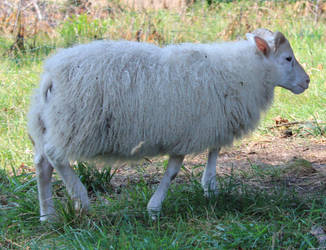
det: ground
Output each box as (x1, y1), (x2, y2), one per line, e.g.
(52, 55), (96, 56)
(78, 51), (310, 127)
(110, 135), (326, 194)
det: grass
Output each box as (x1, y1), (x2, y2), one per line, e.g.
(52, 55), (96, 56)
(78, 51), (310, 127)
(0, 0), (326, 248)
(1, 165), (325, 249)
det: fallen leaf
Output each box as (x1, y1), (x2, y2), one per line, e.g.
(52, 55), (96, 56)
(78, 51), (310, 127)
(19, 163), (27, 169)
(317, 64), (323, 70)
(273, 116), (289, 125)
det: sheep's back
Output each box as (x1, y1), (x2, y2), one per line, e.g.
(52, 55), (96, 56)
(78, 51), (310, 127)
(40, 40), (273, 161)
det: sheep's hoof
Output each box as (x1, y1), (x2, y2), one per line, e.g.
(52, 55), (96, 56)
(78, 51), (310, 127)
(40, 213), (58, 223)
(147, 207), (161, 220)
(74, 199), (90, 215)
(204, 189), (219, 199)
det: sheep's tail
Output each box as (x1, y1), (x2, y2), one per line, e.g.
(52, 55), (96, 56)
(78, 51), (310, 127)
(40, 73), (53, 103)
(27, 73), (53, 158)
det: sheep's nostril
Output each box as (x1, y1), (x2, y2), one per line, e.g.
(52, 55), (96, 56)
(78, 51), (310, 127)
(306, 78), (310, 84)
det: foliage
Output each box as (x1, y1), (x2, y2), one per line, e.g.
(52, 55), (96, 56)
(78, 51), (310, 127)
(74, 162), (117, 193)
(59, 14), (109, 47)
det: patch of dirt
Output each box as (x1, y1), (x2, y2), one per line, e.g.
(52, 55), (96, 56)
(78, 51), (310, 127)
(110, 136), (326, 194)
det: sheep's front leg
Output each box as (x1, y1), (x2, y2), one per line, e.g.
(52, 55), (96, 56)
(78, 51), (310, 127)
(44, 145), (90, 213)
(147, 155), (184, 219)
(35, 155), (56, 221)
(201, 148), (220, 197)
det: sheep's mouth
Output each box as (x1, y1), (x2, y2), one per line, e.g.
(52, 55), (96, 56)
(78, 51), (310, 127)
(279, 82), (308, 94)
(298, 82), (309, 90)
(290, 83), (308, 94)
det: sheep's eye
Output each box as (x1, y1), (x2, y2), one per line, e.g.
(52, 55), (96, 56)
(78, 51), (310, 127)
(286, 56), (292, 62)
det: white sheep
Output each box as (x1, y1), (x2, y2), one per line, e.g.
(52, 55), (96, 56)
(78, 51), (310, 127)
(28, 28), (310, 221)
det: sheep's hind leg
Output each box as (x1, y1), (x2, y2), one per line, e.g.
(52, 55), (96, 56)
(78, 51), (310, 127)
(147, 155), (184, 219)
(201, 148), (220, 198)
(44, 144), (90, 214)
(35, 154), (56, 221)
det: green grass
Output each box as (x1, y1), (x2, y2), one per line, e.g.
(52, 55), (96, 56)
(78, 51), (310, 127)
(0, 61), (39, 169)
(0, 1), (326, 248)
(0, 165), (325, 249)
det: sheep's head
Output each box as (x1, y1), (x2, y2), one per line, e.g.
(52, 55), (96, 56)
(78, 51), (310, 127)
(246, 29), (310, 94)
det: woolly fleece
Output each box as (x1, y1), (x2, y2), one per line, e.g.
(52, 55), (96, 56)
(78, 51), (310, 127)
(28, 39), (277, 162)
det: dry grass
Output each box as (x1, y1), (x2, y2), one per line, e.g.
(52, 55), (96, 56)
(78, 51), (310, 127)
(1, 0), (326, 52)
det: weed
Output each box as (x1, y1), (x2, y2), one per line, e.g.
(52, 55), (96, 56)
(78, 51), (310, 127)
(59, 14), (109, 47)
(74, 162), (117, 193)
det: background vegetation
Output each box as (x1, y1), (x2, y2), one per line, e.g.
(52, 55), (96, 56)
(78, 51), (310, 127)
(0, 0), (325, 248)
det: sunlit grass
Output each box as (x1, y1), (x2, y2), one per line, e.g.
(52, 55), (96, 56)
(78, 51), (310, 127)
(0, 61), (40, 170)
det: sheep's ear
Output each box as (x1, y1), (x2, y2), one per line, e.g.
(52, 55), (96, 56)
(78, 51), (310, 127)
(274, 31), (286, 51)
(254, 36), (270, 56)
(247, 33), (270, 56)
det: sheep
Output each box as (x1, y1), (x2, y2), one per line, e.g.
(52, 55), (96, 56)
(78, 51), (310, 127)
(28, 28), (310, 221)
